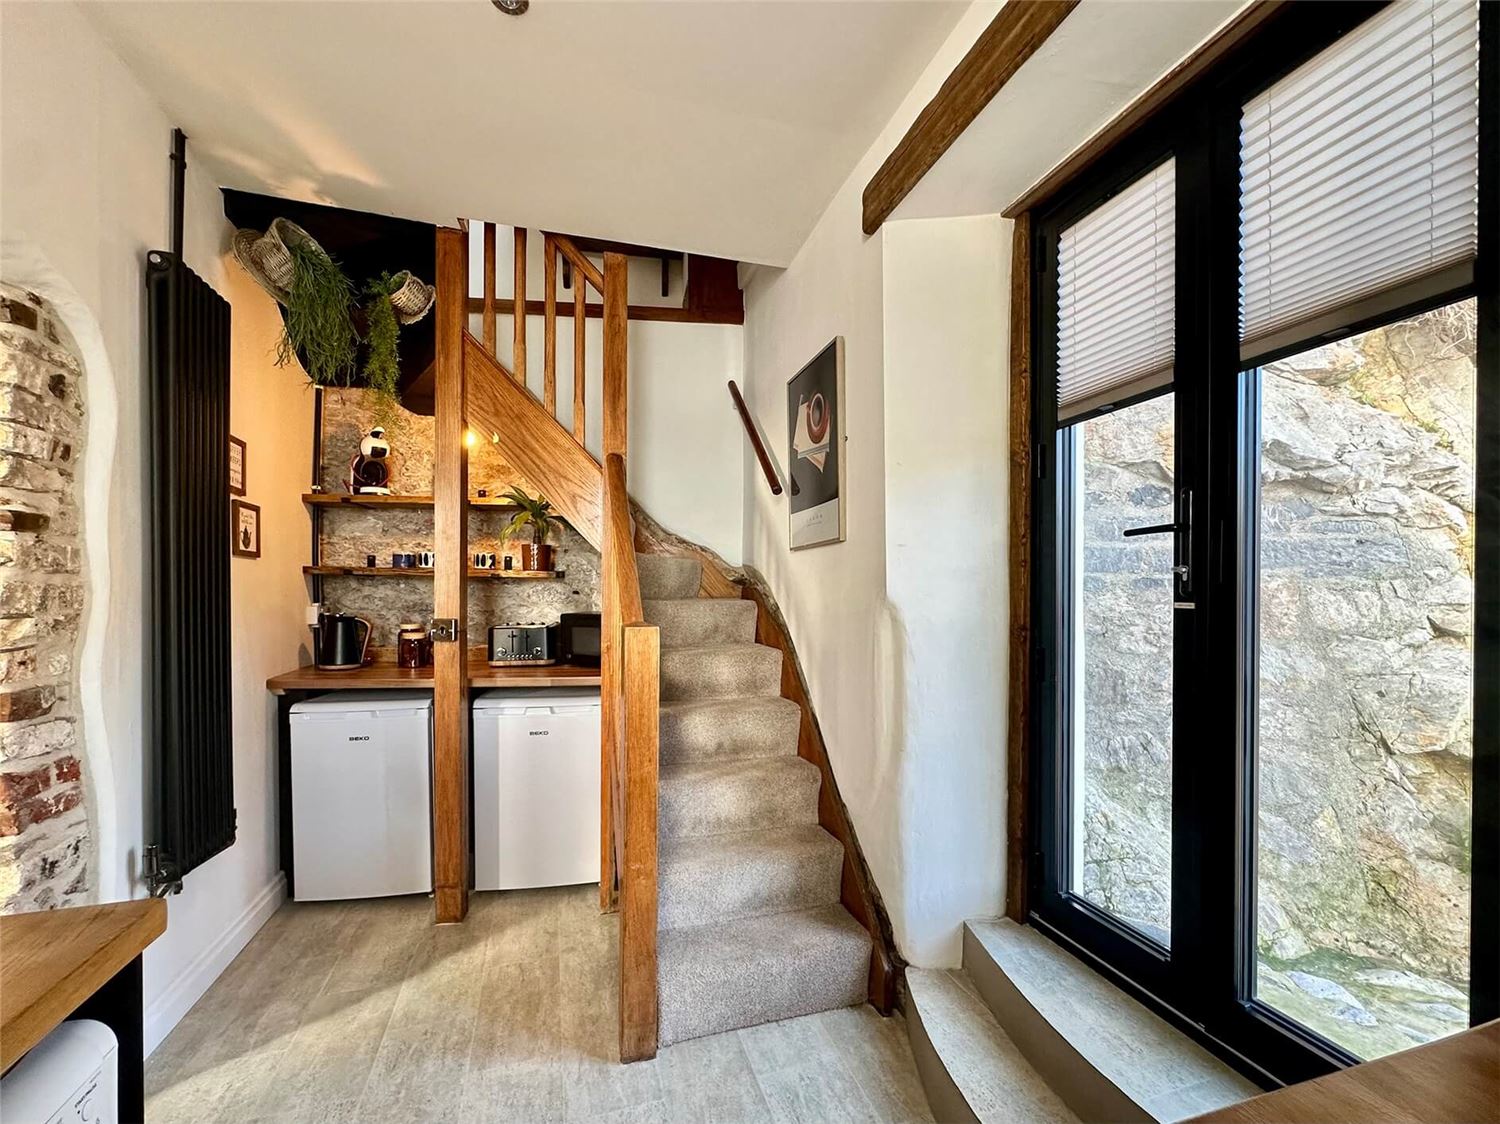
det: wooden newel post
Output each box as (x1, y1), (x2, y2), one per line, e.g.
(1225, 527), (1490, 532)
(619, 622), (660, 1063)
(432, 226), (470, 924)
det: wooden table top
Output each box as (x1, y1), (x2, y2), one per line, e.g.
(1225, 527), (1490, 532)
(267, 659), (602, 693)
(1188, 1020), (1500, 1124)
(1, 898), (166, 1069)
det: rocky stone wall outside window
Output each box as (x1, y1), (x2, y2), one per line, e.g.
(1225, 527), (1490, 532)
(0, 283), (90, 912)
(1078, 300), (1477, 1060)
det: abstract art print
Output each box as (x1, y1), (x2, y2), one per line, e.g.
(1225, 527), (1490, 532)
(787, 337), (845, 549)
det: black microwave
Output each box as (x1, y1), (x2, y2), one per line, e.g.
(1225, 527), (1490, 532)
(559, 612), (602, 668)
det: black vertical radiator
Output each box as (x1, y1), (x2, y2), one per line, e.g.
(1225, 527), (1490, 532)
(145, 248), (235, 895)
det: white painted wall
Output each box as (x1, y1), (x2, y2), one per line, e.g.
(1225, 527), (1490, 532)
(739, 2), (1013, 967)
(1, 0), (309, 1050)
(880, 215), (1009, 965)
(466, 225), (745, 563)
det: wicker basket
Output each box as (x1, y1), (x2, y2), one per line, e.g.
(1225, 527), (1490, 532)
(232, 218), (327, 306)
(388, 270), (436, 325)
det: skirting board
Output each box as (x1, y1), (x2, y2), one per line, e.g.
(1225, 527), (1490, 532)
(143, 873), (286, 1055)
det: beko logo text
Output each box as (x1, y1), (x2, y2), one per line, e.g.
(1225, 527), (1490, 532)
(528, 730), (550, 736)
(348, 736), (371, 741)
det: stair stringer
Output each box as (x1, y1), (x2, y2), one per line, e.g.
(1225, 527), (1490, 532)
(463, 332), (604, 550)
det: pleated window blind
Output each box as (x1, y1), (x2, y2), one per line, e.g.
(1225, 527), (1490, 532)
(1056, 159), (1176, 422)
(1239, 0), (1480, 356)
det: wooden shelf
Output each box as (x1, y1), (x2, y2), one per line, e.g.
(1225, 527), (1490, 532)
(302, 493), (520, 512)
(303, 565), (562, 580)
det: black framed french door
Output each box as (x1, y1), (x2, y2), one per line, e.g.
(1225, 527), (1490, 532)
(1028, 0), (1496, 1088)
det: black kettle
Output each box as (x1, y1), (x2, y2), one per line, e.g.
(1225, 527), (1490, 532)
(316, 614), (372, 671)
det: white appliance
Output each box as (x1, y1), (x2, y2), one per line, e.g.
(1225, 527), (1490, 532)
(0, 1019), (117, 1124)
(473, 688), (601, 891)
(289, 691), (433, 901)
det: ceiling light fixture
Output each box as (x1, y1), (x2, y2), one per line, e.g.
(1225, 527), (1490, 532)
(491, 0), (529, 14)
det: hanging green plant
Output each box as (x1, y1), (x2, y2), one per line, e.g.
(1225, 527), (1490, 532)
(362, 271), (402, 429)
(275, 237), (357, 387)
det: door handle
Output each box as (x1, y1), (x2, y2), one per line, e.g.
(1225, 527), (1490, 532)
(1122, 521), (1181, 538)
(1122, 489), (1193, 604)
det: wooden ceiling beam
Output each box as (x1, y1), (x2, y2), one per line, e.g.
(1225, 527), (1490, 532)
(861, 0), (1079, 236)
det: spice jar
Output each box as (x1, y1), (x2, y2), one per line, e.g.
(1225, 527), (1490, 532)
(397, 623), (433, 669)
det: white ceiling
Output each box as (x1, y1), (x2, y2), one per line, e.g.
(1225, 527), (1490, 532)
(891, 0), (1245, 224)
(81, 0), (966, 266)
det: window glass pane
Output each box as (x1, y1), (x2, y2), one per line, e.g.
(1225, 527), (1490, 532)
(1070, 393), (1175, 944)
(1254, 299), (1475, 1059)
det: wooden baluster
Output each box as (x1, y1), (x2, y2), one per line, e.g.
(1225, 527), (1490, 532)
(482, 222), (496, 355)
(512, 227), (527, 383)
(544, 237), (558, 415)
(619, 621), (660, 1062)
(602, 252), (629, 459)
(573, 275), (587, 443)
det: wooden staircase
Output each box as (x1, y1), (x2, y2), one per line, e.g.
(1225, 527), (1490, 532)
(446, 222), (896, 1065)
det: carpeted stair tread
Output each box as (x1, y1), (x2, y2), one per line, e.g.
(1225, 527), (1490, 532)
(658, 904), (872, 1046)
(660, 643), (782, 701)
(660, 755), (820, 839)
(659, 824), (844, 930)
(659, 696), (802, 764)
(636, 554), (702, 600)
(643, 597), (758, 647)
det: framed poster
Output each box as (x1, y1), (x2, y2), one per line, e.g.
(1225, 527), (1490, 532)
(228, 435), (247, 496)
(231, 499), (261, 559)
(787, 337), (846, 549)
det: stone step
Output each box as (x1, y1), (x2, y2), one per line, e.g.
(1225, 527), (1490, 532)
(906, 968), (1078, 1124)
(660, 643), (782, 701)
(643, 597), (758, 648)
(635, 554), (701, 601)
(659, 696), (802, 765)
(658, 824), (844, 930)
(658, 905), (871, 1046)
(659, 756), (820, 839)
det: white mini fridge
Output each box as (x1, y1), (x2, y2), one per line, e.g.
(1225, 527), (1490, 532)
(290, 691), (433, 901)
(473, 688), (601, 891)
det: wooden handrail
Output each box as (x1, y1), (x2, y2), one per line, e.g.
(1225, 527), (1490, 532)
(552, 232), (607, 293)
(728, 380), (782, 495)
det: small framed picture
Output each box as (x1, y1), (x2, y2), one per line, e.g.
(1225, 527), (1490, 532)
(787, 337), (846, 549)
(231, 499), (261, 559)
(228, 435), (247, 496)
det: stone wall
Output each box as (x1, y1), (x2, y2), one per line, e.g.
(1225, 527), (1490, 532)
(0, 284), (90, 912)
(317, 390), (600, 647)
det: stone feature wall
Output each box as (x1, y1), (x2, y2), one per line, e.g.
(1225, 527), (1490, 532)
(1079, 302), (1477, 1059)
(316, 390), (600, 647)
(0, 284), (90, 912)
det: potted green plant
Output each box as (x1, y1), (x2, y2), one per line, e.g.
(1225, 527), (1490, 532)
(500, 487), (557, 572)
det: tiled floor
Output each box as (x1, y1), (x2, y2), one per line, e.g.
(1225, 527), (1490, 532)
(145, 886), (935, 1123)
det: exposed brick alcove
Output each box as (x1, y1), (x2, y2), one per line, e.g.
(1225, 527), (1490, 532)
(0, 283), (90, 912)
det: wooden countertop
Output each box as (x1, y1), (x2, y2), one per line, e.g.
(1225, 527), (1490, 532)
(267, 658), (601, 693)
(1, 898), (166, 1069)
(1187, 1020), (1500, 1124)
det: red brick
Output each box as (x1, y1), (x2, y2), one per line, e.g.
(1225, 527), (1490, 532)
(0, 761), (50, 803)
(0, 685), (54, 722)
(52, 755), (80, 783)
(0, 782), (80, 837)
